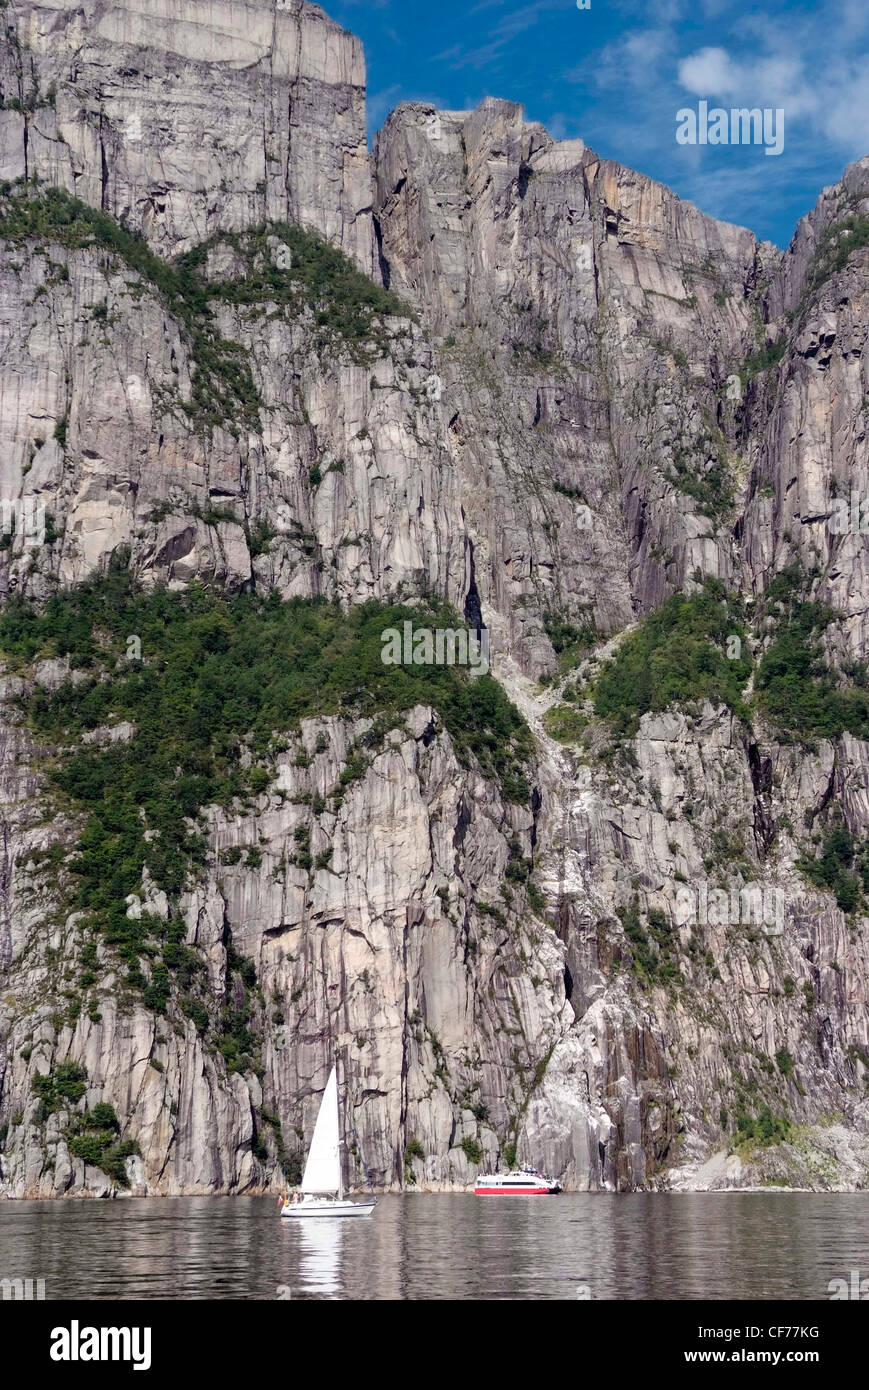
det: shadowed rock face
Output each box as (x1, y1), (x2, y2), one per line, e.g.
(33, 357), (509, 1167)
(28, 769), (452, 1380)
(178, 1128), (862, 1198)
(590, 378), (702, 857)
(1, 3), (868, 1196)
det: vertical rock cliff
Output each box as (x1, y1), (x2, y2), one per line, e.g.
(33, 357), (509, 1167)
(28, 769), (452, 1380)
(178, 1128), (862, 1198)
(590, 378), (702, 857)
(0, 2), (868, 1196)
(0, 0), (375, 266)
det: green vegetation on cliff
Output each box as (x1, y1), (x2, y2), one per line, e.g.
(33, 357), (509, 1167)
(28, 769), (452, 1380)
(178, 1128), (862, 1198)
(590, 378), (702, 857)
(30, 1067), (140, 1185)
(799, 203), (869, 311)
(593, 579), (752, 736)
(740, 336), (787, 383)
(754, 566), (869, 742)
(2, 566), (531, 1070)
(2, 562), (530, 963)
(0, 182), (259, 431)
(592, 566), (869, 749)
(798, 818), (869, 914)
(735, 1104), (791, 1149)
(180, 221), (410, 357)
(32, 1062), (88, 1119)
(0, 182), (411, 431)
(64, 1102), (140, 1186)
(666, 443), (736, 522)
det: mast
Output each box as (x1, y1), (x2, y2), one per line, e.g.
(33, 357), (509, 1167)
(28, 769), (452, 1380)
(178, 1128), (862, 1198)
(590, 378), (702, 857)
(338, 1047), (344, 1201)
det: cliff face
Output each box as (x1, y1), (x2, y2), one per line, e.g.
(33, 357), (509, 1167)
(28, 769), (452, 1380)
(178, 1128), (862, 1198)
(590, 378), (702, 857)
(0, 0), (374, 266)
(375, 100), (765, 636)
(0, 701), (589, 1196)
(1, 1), (868, 1196)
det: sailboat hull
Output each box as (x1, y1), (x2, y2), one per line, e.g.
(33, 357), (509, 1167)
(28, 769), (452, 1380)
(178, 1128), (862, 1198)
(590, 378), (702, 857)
(280, 1198), (376, 1219)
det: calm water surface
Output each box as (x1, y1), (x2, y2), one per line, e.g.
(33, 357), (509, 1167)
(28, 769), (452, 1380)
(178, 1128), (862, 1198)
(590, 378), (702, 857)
(1, 1193), (867, 1300)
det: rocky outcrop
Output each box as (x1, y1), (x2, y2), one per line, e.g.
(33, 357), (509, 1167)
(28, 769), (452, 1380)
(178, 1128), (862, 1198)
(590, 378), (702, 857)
(1, 0), (868, 1195)
(0, 224), (470, 609)
(375, 99), (770, 632)
(742, 157), (869, 661)
(0, 702), (620, 1195)
(0, 0), (375, 267)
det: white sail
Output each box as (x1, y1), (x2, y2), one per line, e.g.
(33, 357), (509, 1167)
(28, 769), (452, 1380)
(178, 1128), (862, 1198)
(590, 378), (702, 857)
(301, 1067), (342, 1195)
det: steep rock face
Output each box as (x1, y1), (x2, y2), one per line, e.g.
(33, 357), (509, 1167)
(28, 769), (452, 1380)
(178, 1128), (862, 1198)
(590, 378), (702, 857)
(374, 99), (774, 632)
(742, 158), (869, 660)
(541, 699), (869, 1182)
(0, 701), (626, 1196)
(0, 0), (868, 1196)
(374, 103), (869, 1186)
(0, 223), (473, 609)
(0, 0), (374, 268)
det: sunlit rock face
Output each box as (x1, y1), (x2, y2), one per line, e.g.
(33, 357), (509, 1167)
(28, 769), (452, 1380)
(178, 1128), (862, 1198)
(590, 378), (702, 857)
(0, 0), (375, 268)
(1, 2), (868, 1196)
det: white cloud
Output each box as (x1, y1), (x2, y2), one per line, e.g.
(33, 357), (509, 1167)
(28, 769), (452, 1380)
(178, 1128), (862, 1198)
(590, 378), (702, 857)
(552, 0), (869, 243)
(677, 21), (869, 159)
(677, 46), (818, 120)
(678, 46), (737, 97)
(823, 65), (869, 156)
(587, 27), (675, 91)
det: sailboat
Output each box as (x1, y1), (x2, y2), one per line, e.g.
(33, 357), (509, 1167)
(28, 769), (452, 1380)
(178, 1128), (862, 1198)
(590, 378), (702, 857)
(280, 1066), (377, 1218)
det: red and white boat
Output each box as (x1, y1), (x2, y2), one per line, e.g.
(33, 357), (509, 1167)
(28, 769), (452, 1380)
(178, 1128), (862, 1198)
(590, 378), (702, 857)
(474, 1167), (562, 1195)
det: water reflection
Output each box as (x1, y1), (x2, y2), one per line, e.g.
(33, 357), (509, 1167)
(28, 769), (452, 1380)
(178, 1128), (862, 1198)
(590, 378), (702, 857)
(295, 1220), (344, 1299)
(0, 1193), (867, 1300)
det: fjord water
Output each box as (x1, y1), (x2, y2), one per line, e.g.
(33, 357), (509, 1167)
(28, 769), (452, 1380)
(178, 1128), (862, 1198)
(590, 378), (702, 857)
(2, 1193), (867, 1300)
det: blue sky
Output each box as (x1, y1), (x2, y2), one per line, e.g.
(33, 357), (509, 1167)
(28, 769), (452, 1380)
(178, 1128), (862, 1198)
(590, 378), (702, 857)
(326, 0), (869, 247)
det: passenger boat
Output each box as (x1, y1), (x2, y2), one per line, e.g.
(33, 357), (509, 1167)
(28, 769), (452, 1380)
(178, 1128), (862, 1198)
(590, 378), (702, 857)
(474, 1167), (562, 1195)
